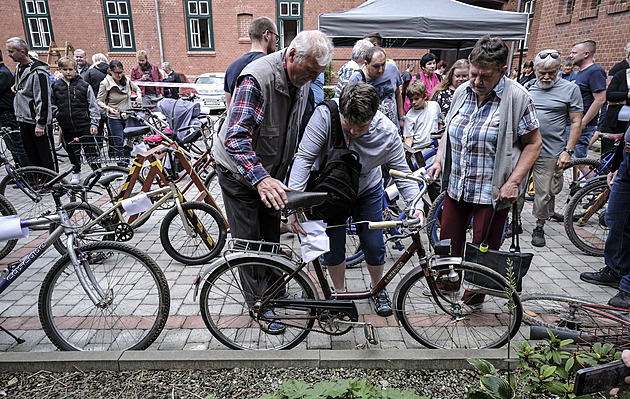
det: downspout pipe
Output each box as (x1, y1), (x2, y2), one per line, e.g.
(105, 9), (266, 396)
(155, 0), (164, 64)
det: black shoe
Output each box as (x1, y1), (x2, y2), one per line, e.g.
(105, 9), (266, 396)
(373, 288), (393, 317)
(608, 291), (630, 310)
(580, 267), (621, 288)
(531, 226), (546, 247)
(504, 219), (523, 238)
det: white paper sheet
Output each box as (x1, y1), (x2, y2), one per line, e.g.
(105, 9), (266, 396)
(0, 215), (28, 241)
(120, 193), (153, 216)
(299, 220), (330, 263)
(131, 143), (151, 168)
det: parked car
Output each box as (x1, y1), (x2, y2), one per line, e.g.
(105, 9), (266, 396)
(194, 73), (226, 114)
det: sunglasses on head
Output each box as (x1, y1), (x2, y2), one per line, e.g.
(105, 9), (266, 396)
(538, 51), (560, 60)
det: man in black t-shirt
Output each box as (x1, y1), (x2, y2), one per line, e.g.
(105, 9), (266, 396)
(224, 16), (278, 107)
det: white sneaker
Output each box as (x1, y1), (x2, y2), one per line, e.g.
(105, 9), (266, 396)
(459, 302), (483, 316)
(70, 173), (81, 184)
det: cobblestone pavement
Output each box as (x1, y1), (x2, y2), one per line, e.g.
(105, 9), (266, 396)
(0, 152), (615, 353)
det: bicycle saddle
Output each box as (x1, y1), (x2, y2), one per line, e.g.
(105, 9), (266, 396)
(124, 126), (151, 138)
(285, 191), (327, 209)
(98, 173), (126, 188)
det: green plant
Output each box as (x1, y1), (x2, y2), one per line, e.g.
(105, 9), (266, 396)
(324, 63), (335, 100)
(256, 377), (429, 399)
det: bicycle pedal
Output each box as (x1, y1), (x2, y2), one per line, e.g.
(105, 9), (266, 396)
(363, 323), (378, 345)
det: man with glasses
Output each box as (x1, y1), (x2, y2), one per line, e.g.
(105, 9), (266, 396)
(567, 39), (606, 159)
(224, 16), (279, 107)
(525, 50), (583, 247)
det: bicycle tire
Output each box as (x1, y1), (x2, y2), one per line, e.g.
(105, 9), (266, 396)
(38, 241), (170, 351)
(520, 293), (630, 332)
(552, 158), (609, 222)
(49, 202), (115, 255)
(426, 191), (475, 248)
(0, 166), (72, 224)
(395, 261), (522, 349)
(160, 201), (227, 265)
(563, 178), (609, 256)
(0, 193), (18, 260)
(199, 256), (317, 350)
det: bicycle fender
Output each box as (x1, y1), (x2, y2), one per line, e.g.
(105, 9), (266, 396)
(192, 252), (308, 300)
(392, 256), (463, 322)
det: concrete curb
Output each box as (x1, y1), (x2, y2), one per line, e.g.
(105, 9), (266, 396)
(0, 349), (512, 373)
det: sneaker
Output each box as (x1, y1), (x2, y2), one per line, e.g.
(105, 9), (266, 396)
(259, 310), (285, 335)
(580, 267), (621, 288)
(70, 173), (81, 185)
(531, 226), (546, 247)
(372, 288), (393, 317)
(504, 219), (523, 238)
(459, 302), (483, 316)
(608, 291), (630, 310)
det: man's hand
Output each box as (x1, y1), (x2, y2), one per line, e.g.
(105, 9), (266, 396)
(411, 209), (424, 225)
(610, 350), (630, 396)
(557, 151), (571, 169)
(108, 108), (119, 116)
(608, 170), (619, 188)
(35, 127), (45, 137)
(256, 177), (289, 210)
(90, 126), (98, 135)
(498, 180), (519, 203)
(287, 213), (307, 236)
(426, 162), (441, 181)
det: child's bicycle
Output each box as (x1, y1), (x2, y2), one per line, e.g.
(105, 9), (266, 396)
(0, 169), (170, 350)
(194, 169), (522, 350)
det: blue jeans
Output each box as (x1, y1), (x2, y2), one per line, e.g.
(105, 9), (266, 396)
(570, 124), (597, 159)
(322, 183), (386, 267)
(0, 113), (30, 167)
(605, 151), (630, 293)
(106, 117), (126, 165)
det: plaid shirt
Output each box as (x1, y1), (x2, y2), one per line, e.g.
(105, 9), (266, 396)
(447, 77), (539, 205)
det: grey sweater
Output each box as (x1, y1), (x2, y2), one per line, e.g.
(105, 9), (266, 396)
(288, 101), (419, 205)
(13, 60), (52, 129)
(440, 78), (537, 210)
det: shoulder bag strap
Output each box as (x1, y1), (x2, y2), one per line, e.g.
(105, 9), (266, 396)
(320, 99), (345, 149)
(510, 202), (521, 253)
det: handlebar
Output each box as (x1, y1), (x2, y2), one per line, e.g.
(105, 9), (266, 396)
(43, 166), (74, 190)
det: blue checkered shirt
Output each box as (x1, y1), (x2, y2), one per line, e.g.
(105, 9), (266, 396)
(447, 77), (539, 205)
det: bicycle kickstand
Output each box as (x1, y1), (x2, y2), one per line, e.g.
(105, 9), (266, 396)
(0, 325), (25, 344)
(363, 323), (378, 345)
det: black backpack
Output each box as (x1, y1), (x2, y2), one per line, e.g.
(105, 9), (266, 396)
(305, 99), (362, 225)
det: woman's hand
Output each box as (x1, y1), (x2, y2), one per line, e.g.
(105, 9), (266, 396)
(411, 209), (424, 226)
(108, 108), (119, 116)
(426, 162), (441, 181)
(287, 213), (307, 236)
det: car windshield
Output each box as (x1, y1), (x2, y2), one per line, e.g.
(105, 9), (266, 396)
(196, 76), (223, 85)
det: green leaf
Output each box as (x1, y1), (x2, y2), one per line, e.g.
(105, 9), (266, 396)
(468, 358), (497, 375)
(544, 380), (568, 395)
(541, 365), (557, 378)
(278, 380), (312, 397)
(468, 391), (493, 399)
(507, 372), (517, 390)
(560, 339), (574, 346)
(480, 375), (514, 399)
(565, 357), (575, 371)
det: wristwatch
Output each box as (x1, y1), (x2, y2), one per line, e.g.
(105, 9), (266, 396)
(563, 148), (575, 156)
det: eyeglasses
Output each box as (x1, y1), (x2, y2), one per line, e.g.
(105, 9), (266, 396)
(538, 51), (560, 60)
(268, 30), (280, 44)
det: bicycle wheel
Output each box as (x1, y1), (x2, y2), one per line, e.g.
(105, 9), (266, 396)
(564, 178), (609, 256)
(199, 256), (317, 350)
(0, 193), (18, 260)
(0, 166), (71, 224)
(426, 191), (475, 248)
(38, 241), (170, 351)
(395, 261), (522, 349)
(553, 158), (609, 222)
(49, 202), (115, 255)
(160, 201), (227, 265)
(520, 293), (630, 332)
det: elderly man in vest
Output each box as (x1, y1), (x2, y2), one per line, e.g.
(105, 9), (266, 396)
(427, 35), (542, 314)
(212, 30), (333, 334)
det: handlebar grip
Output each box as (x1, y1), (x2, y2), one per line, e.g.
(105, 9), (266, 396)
(43, 166), (73, 190)
(369, 221), (399, 229)
(389, 170), (408, 178)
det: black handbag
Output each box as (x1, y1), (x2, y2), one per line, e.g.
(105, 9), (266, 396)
(464, 203), (533, 293)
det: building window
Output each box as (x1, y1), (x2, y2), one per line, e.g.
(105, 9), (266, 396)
(565, 0), (576, 13)
(22, 0), (54, 49)
(519, 0), (535, 50)
(237, 13), (253, 40)
(103, 0), (135, 51)
(584, 0), (601, 9)
(186, 0), (214, 51)
(277, 0), (302, 49)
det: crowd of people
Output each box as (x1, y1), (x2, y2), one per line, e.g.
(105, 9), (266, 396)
(0, 37), (180, 182)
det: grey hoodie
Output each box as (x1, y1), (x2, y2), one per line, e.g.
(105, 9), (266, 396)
(13, 59), (52, 129)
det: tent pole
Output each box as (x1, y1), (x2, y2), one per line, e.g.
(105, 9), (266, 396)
(508, 0), (523, 77)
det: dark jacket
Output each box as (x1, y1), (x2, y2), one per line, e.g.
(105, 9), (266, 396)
(51, 75), (100, 132)
(83, 62), (109, 98)
(0, 63), (15, 114)
(163, 71), (181, 99)
(602, 68), (630, 133)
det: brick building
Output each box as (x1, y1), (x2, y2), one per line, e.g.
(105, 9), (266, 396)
(0, 0), (627, 81)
